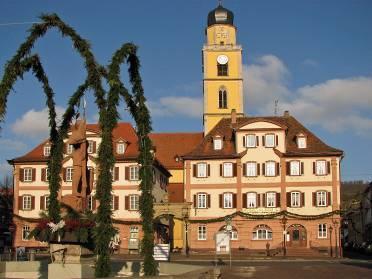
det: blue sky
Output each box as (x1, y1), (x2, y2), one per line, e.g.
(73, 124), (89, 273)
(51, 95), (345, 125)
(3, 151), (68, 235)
(0, 0), (371, 182)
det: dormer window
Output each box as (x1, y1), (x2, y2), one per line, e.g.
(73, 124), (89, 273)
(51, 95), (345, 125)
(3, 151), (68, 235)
(117, 142), (125, 154)
(264, 134), (275, 148)
(67, 144), (74, 155)
(213, 137), (223, 150)
(43, 145), (51, 157)
(297, 137), (306, 149)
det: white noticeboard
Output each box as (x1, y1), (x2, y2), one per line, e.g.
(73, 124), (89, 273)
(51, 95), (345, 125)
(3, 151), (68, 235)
(215, 231), (230, 254)
(153, 244), (170, 261)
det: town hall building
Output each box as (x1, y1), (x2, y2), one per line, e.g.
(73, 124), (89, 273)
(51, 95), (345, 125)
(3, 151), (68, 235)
(9, 4), (343, 256)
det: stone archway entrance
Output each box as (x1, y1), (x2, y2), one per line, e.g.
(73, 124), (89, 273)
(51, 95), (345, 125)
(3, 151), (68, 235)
(287, 224), (307, 247)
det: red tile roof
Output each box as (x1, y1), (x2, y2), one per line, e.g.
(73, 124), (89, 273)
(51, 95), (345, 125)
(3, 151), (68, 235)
(183, 116), (343, 159)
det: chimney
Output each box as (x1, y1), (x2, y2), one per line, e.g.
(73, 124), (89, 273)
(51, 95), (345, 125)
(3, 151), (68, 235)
(231, 109), (237, 124)
(283, 110), (290, 118)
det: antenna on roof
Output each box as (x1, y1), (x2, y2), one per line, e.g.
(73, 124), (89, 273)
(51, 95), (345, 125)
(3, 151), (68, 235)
(274, 100), (278, 116)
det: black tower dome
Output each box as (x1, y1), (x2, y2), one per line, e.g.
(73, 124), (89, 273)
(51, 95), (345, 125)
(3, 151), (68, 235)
(207, 4), (234, 27)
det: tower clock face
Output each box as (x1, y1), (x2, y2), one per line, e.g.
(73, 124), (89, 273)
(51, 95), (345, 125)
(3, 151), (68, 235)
(217, 55), (229, 65)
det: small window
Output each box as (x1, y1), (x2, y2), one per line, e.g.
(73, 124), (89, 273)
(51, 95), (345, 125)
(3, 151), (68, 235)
(87, 141), (94, 154)
(217, 63), (228, 76)
(265, 161), (276, 177)
(130, 226), (139, 239)
(22, 195), (32, 210)
(246, 162), (257, 177)
(245, 134), (256, 148)
(43, 145), (51, 157)
(266, 192), (276, 208)
(223, 193), (233, 208)
(247, 192), (257, 208)
(316, 191), (327, 207)
(214, 138), (222, 150)
(290, 161), (301, 176)
(45, 168), (49, 182)
(252, 225), (272, 240)
(129, 166), (139, 181)
(318, 224), (327, 238)
(297, 137), (306, 149)
(24, 168), (33, 182)
(88, 195), (93, 211)
(45, 195), (50, 209)
(197, 193), (207, 209)
(198, 225), (207, 240)
(316, 160), (326, 176)
(197, 163), (207, 178)
(66, 167), (73, 182)
(130, 195), (139, 210)
(67, 144), (74, 155)
(22, 225), (30, 241)
(265, 134), (275, 147)
(117, 143), (125, 154)
(223, 162), (233, 177)
(218, 89), (228, 108)
(291, 192), (300, 207)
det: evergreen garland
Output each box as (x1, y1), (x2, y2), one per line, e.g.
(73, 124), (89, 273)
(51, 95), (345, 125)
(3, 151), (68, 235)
(1, 14), (156, 277)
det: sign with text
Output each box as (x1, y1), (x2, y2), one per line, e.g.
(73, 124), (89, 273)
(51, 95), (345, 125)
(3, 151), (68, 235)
(153, 244), (170, 261)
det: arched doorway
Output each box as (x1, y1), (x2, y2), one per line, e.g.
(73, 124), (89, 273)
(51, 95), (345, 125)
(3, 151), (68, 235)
(287, 224), (307, 247)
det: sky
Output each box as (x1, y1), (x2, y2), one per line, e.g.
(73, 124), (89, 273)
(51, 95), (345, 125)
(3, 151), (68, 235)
(0, 0), (371, 183)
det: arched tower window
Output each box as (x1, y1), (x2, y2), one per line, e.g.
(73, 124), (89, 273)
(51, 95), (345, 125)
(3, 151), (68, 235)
(217, 62), (228, 76)
(218, 88), (228, 109)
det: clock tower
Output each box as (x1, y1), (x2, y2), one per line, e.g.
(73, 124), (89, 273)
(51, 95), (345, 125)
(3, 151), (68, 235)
(203, 4), (244, 135)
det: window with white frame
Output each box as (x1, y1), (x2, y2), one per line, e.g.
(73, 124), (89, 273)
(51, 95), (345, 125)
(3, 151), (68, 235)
(130, 226), (139, 240)
(246, 162), (257, 177)
(213, 138), (222, 150)
(265, 134), (275, 147)
(22, 225), (30, 240)
(24, 168), (33, 182)
(230, 230), (238, 240)
(67, 144), (74, 154)
(316, 160), (326, 175)
(198, 225), (207, 240)
(66, 167), (73, 182)
(265, 161), (276, 177)
(297, 137), (306, 149)
(290, 161), (300, 176)
(245, 134), (256, 148)
(266, 192), (276, 207)
(130, 195), (139, 210)
(45, 168), (49, 182)
(197, 193), (207, 208)
(43, 145), (51, 156)
(223, 193), (233, 208)
(111, 195), (115, 210)
(318, 224), (327, 238)
(197, 163), (207, 178)
(22, 195), (32, 210)
(87, 141), (94, 153)
(247, 192), (257, 208)
(88, 195), (93, 210)
(45, 195), (50, 209)
(252, 225), (272, 240)
(291, 192), (300, 207)
(117, 143), (125, 154)
(316, 191), (327, 206)
(129, 166), (139, 181)
(223, 162), (233, 177)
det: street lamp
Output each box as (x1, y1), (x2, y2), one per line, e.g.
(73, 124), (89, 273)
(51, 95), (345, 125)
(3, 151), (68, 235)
(281, 215), (287, 257)
(182, 207), (189, 257)
(329, 225), (333, 257)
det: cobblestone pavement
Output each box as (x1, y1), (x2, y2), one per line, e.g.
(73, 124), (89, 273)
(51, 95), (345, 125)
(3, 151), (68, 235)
(219, 262), (372, 279)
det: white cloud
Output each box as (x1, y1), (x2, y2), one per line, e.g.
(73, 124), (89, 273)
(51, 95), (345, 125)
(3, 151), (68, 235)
(243, 55), (291, 114)
(148, 96), (202, 118)
(302, 59), (318, 67)
(11, 106), (65, 139)
(243, 55), (372, 137)
(0, 138), (27, 152)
